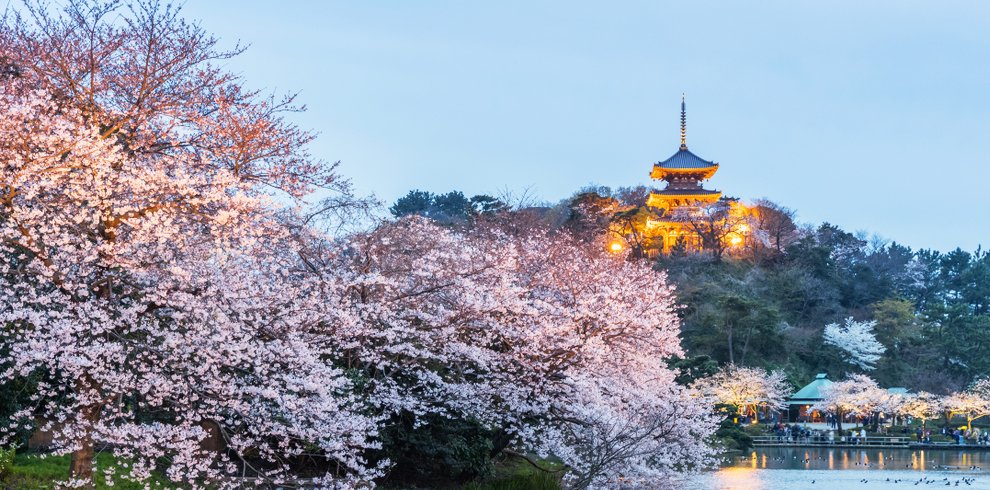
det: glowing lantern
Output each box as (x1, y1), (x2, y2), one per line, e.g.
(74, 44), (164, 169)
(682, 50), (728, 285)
(609, 242), (623, 252)
(729, 235), (743, 246)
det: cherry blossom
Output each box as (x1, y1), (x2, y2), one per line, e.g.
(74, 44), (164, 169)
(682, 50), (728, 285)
(897, 391), (942, 429)
(812, 374), (887, 431)
(823, 317), (886, 371)
(0, 79), (376, 488)
(698, 365), (791, 419)
(312, 218), (718, 489)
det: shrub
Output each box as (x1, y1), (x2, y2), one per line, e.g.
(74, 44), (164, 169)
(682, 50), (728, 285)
(0, 446), (14, 479)
(377, 412), (497, 486)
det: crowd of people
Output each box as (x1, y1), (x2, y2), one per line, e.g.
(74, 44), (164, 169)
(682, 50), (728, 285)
(937, 427), (990, 446)
(766, 422), (990, 446)
(769, 423), (876, 444)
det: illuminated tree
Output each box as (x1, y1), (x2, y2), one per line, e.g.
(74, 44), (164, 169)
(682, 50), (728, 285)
(942, 380), (990, 431)
(0, 1), (371, 486)
(677, 201), (752, 262)
(697, 366), (791, 420)
(0, 82), (378, 487)
(823, 317), (887, 371)
(898, 392), (942, 430)
(319, 218), (718, 488)
(812, 374), (885, 432)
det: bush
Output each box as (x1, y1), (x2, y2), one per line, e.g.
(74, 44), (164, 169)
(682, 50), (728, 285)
(0, 446), (13, 479)
(465, 456), (563, 490)
(714, 417), (753, 452)
(377, 412), (497, 486)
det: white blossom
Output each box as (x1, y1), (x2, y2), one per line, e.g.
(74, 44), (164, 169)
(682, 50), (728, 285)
(697, 365), (791, 416)
(823, 317), (886, 371)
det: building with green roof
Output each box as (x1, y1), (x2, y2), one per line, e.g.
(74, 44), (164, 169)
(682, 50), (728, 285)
(787, 373), (832, 422)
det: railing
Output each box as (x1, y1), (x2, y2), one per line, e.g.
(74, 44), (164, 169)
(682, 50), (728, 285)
(752, 435), (910, 447)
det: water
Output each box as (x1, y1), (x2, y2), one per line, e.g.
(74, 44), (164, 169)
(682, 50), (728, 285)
(693, 447), (990, 489)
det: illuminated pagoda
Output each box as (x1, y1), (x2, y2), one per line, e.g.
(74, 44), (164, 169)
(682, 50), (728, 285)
(647, 96), (721, 212)
(640, 96), (749, 254)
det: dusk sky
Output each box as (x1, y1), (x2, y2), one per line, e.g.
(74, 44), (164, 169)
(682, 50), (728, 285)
(185, 1), (990, 252)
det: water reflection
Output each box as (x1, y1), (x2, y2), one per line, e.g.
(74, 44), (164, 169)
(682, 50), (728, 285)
(695, 448), (990, 490)
(732, 447), (990, 471)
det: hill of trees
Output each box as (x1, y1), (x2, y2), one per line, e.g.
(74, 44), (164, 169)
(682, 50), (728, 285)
(391, 186), (990, 393)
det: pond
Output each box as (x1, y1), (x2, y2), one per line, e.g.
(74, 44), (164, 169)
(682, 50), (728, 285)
(693, 447), (990, 489)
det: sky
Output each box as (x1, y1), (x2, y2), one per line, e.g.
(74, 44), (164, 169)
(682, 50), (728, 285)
(183, 1), (990, 252)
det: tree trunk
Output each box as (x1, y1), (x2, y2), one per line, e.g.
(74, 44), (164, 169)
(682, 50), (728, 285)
(727, 324), (734, 365)
(69, 431), (95, 485)
(740, 324), (754, 366)
(836, 410), (843, 433)
(68, 387), (101, 487)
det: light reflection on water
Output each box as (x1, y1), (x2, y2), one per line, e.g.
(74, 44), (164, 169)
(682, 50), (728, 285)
(692, 447), (990, 490)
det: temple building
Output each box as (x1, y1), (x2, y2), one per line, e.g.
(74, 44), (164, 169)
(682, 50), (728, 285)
(623, 96), (752, 255)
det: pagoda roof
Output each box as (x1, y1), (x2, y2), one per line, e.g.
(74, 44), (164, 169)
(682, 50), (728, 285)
(651, 188), (721, 196)
(787, 373), (832, 405)
(655, 148), (718, 170)
(651, 97), (720, 180)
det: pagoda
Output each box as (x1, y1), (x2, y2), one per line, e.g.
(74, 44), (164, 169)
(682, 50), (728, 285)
(641, 96), (746, 254)
(646, 96), (722, 211)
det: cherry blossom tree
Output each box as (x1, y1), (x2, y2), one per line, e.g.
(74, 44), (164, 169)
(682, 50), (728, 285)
(0, 0), (376, 485)
(812, 374), (885, 432)
(969, 377), (990, 399)
(942, 380), (990, 430)
(0, 77), (380, 488)
(697, 366), (791, 421)
(898, 392), (942, 430)
(0, 0), (349, 201)
(313, 218), (718, 489)
(823, 317), (886, 371)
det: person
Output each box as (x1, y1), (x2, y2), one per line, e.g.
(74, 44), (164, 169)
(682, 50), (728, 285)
(916, 427), (923, 442)
(860, 428), (867, 445)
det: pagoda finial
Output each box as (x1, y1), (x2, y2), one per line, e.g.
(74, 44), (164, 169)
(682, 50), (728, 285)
(679, 94), (687, 150)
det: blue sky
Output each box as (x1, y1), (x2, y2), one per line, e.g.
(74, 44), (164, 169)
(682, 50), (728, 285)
(184, 1), (990, 252)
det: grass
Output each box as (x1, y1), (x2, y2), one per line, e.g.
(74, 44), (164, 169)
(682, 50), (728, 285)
(463, 455), (564, 490)
(1, 452), (178, 489)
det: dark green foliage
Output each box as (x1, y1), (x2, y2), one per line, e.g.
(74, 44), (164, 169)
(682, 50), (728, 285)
(431, 191), (473, 223)
(378, 412), (497, 486)
(662, 221), (990, 392)
(713, 410), (754, 452)
(390, 190), (508, 224)
(670, 355), (719, 385)
(464, 456), (563, 490)
(469, 194), (510, 215)
(389, 189), (434, 218)
(0, 343), (40, 447)
(0, 446), (12, 479)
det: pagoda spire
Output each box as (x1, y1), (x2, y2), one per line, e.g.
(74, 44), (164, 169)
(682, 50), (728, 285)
(679, 94), (687, 150)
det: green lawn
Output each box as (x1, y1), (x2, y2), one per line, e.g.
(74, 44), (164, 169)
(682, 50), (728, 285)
(1, 452), (178, 489)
